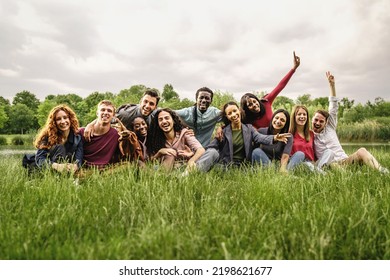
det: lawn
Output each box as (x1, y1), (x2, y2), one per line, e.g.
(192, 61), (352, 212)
(0, 146), (389, 260)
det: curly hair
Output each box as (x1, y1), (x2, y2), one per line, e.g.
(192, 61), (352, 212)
(34, 104), (79, 149)
(240, 93), (266, 124)
(267, 108), (290, 135)
(147, 108), (185, 155)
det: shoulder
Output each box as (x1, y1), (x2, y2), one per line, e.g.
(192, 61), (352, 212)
(117, 104), (139, 114)
(208, 106), (221, 114)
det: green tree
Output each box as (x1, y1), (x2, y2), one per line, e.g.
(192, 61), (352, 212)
(36, 100), (57, 127)
(0, 106), (9, 129)
(0, 96), (10, 106)
(312, 97), (329, 109)
(53, 94), (83, 111)
(161, 84), (179, 102)
(339, 97), (355, 119)
(295, 94), (312, 106)
(8, 103), (37, 134)
(12, 90), (40, 113)
(115, 85), (147, 105)
(212, 90), (236, 110)
(84, 92), (115, 108)
(0, 98), (11, 133)
(272, 95), (294, 111)
(342, 104), (366, 123)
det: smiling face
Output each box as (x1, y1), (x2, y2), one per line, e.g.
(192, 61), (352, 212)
(157, 110), (174, 133)
(272, 112), (287, 133)
(133, 117), (148, 138)
(140, 94), (157, 117)
(225, 104), (241, 126)
(196, 91), (212, 113)
(295, 108), (308, 127)
(312, 112), (327, 133)
(97, 103), (115, 125)
(55, 110), (70, 133)
(246, 97), (261, 113)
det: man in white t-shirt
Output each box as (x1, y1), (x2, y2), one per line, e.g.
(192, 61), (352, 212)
(312, 71), (388, 174)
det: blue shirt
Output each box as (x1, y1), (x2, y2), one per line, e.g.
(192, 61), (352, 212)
(175, 106), (221, 147)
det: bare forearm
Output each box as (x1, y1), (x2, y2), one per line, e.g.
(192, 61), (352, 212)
(188, 147), (205, 164)
(280, 153), (289, 172)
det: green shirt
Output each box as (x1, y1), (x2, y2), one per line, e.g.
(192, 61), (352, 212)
(232, 129), (245, 162)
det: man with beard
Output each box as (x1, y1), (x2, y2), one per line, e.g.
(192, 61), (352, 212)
(312, 71), (388, 174)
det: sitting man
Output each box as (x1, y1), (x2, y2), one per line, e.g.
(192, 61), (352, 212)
(312, 71), (388, 174)
(175, 87), (221, 147)
(79, 100), (142, 169)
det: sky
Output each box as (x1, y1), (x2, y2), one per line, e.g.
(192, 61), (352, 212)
(1, 0), (389, 105)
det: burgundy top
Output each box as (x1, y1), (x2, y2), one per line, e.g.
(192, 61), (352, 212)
(291, 130), (315, 161)
(79, 127), (119, 168)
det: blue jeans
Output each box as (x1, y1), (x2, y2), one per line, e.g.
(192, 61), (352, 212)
(196, 148), (220, 172)
(251, 148), (305, 170)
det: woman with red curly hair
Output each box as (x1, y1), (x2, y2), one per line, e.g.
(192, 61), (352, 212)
(34, 104), (83, 173)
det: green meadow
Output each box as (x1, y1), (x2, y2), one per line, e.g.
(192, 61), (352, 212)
(0, 146), (389, 260)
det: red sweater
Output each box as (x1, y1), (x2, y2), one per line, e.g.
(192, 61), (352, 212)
(291, 130), (315, 161)
(252, 69), (296, 129)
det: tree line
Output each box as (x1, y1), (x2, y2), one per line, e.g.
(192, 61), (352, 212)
(0, 84), (389, 134)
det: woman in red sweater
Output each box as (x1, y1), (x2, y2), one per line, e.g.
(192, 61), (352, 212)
(289, 105), (332, 173)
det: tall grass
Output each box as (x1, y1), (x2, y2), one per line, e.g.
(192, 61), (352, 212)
(337, 120), (390, 142)
(0, 149), (389, 260)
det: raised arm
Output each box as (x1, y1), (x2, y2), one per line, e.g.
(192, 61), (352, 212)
(266, 51), (301, 103)
(326, 71), (336, 97)
(293, 51), (300, 70)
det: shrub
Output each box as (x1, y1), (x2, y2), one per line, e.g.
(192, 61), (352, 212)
(0, 136), (7, 145)
(11, 136), (24, 145)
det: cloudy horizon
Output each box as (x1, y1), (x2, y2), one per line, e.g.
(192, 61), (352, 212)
(1, 0), (389, 105)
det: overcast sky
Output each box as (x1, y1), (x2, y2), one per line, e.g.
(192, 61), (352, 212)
(1, 0), (389, 105)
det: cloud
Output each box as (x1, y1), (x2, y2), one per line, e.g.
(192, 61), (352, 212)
(0, 0), (389, 105)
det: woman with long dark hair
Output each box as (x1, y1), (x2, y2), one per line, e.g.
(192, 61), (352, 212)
(252, 109), (304, 172)
(196, 102), (290, 172)
(241, 51), (300, 129)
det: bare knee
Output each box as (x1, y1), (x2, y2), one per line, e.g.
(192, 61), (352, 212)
(357, 147), (368, 156)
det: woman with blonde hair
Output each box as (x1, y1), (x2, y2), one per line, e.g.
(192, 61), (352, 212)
(34, 104), (83, 173)
(289, 105), (332, 172)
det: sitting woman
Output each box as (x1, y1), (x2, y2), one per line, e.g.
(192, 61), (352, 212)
(240, 51), (300, 129)
(252, 109), (304, 172)
(34, 104), (83, 173)
(128, 115), (149, 161)
(147, 108), (205, 171)
(196, 101), (290, 172)
(289, 105), (333, 173)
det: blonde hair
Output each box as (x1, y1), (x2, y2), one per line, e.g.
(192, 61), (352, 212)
(97, 100), (116, 112)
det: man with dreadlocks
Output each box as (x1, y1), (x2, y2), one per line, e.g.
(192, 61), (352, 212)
(175, 87), (221, 147)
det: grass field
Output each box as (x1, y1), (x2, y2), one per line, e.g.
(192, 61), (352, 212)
(0, 146), (389, 260)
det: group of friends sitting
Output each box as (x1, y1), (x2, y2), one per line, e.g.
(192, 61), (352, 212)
(29, 52), (389, 176)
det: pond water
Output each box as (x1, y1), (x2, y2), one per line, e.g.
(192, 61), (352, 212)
(0, 146), (35, 156)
